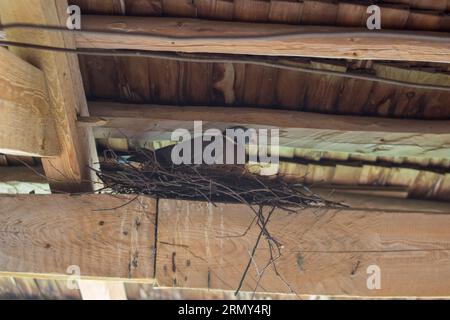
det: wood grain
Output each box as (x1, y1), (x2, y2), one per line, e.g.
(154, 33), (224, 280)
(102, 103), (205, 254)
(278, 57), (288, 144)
(87, 102), (450, 135)
(0, 194), (156, 279)
(0, 274), (300, 299)
(78, 280), (127, 300)
(0, 166), (46, 183)
(85, 102), (450, 163)
(0, 47), (58, 157)
(0, 0), (99, 192)
(156, 198), (450, 297)
(79, 55), (450, 119)
(77, 16), (450, 63)
(72, 0), (450, 31)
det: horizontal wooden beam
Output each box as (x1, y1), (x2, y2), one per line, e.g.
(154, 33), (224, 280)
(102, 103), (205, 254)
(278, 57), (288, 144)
(77, 16), (450, 63)
(1, 194), (450, 297)
(157, 198), (450, 297)
(86, 102), (450, 134)
(0, 47), (58, 157)
(0, 166), (46, 183)
(85, 102), (450, 161)
(0, 194), (156, 279)
(0, 0), (99, 193)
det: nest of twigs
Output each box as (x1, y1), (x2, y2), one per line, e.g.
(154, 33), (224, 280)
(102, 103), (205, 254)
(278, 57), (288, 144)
(93, 148), (341, 211)
(93, 147), (347, 296)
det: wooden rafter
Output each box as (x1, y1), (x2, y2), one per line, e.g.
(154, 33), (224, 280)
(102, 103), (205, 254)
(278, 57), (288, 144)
(0, 193), (449, 297)
(0, 0), (99, 192)
(1, 0), (450, 300)
(76, 16), (450, 63)
(84, 102), (450, 162)
(0, 47), (58, 157)
(86, 102), (450, 134)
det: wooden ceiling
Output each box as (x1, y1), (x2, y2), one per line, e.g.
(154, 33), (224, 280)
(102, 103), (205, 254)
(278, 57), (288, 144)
(79, 55), (450, 119)
(2, 0), (450, 299)
(60, 0), (450, 201)
(3, 1), (450, 200)
(71, 0), (450, 119)
(71, 0), (450, 31)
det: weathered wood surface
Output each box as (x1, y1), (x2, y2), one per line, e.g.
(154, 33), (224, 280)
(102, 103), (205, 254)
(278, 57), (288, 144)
(0, 194), (449, 297)
(77, 280), (128, 300)
(0, 195), (156, 279)
(77, 16), (450, 63)
(0, 48), (58, 157)
(156, 198), (450, 297)
(277, 163), (450, 201)
(87, 102), (450, 134)
(0, 274), (300, 300)
(0, 166), (46, 183)
(79, 55), (450, 120)
(0, 0), (99, 192)
(72, 0), (450, 31)
(85, 102), (450, 164)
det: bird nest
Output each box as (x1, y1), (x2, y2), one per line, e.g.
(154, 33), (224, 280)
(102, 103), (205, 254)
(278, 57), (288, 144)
(93, 148), (341, 211)
(92, 147), (347, 296)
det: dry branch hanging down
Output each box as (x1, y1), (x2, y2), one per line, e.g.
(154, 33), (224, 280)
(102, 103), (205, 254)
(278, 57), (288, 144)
(93, 148), (342, 211)
(92, 147), (344, 296)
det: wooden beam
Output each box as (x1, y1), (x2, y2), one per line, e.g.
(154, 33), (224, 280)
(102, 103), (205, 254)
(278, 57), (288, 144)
(156, 197), (450, 297)
(0, 273), (299, 300)
(85, 102), (450, 161)
(0, 47), (58, 157)
(0, 194), (156, 279)
(0, 193), (449, 297)
(0, 166), (46, 183)
(77, 16), (450, 63)
(87, 102), (450, 134)
(0, 0), (99, 192)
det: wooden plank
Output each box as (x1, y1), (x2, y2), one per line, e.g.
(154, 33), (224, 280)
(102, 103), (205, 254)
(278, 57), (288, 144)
(156, 198), (450, 297)
(0, 194), (156, 279)
(85, 102), (450, 162)
(161, 0), (197, 17)
(406, 10), (442, 31)
(86, 102), (450, 135)
(13, 278), (43, 299)
(0, 277), (23, 299)
(0, 166), (46, 183)
(261, 160), (448, 201)
(268, 0), (303, 24)
(66, 0), (450, 31)
(78, 55), (450, 119)
(234, 0), (270, 22)
(0, 47), (58, 157)
(77, 16), (450, 63)
(0, 0), (99, 192)
(125, 285), (299, 300)
(0, 193), (449, 297)
(126, 0), (163, 16)
(301, 0), (338, 25)
(77, 280), (127, 300)
(387, 0), (448, 11)
(0, 274), (301, 299)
